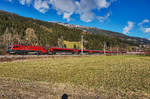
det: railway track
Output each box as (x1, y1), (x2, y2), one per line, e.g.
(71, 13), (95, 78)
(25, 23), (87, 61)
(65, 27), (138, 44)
(0, 54), (89, 62)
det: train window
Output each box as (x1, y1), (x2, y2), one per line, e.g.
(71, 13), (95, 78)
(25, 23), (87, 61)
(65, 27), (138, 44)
(8, 46), (12, 49)
(8, 45), (12, 49)
(13, 46), (20, 48)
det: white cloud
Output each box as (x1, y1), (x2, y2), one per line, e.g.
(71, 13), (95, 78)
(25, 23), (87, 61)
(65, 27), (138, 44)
(63, 12), (73, 21)
(8, 0), (12, 2)
(123, 21), (134, 34)
(49, 0), (114, 22)
(19, 0), (25, 5)
(138, 19), (150, 33)
(49, 0), (77, 21)
(97, 12), (111, 22)
(76, 0), (95, 22)
(75, 0), (112, 22)
(19, 0), (32, 5)
(33, 0), (49, 13)
(80, 11), (95, 22)
(138, 19), (149, 26)
(96, 0), (110, 9)
(10, 0), (114, 22)
(143, 19), (149, 23)
(144, 28), (150, 33)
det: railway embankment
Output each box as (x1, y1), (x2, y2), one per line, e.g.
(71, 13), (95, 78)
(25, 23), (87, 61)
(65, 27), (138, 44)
(0, 55), (87, 62)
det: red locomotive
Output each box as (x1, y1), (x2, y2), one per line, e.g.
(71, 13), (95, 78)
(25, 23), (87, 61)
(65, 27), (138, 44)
(7, 44), (125, 55)
(7, 44), (47, 55)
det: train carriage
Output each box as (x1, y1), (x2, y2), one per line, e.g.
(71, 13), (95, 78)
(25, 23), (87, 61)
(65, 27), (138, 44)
(7, 44), (47, 55)
(7, 44), (126, 55)
(48, 47), (80, 55)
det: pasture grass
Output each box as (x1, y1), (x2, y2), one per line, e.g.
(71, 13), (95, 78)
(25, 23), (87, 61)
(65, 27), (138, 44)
(0, 55), (150, 98)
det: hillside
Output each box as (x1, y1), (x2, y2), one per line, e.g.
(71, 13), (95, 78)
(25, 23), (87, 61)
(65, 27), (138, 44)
(57, 22), (150, 45)
(80, 27), (150, 45)
(0, 10), (149, 54)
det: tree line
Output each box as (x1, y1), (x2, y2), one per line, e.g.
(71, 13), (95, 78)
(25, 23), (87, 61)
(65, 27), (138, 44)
(0, 10), (138, 54)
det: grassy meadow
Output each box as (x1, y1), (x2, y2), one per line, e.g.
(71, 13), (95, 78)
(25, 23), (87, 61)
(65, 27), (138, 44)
(0, 55), (150, 98)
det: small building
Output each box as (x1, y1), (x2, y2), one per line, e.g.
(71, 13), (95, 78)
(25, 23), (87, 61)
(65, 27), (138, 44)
(64, 40), (84, 49)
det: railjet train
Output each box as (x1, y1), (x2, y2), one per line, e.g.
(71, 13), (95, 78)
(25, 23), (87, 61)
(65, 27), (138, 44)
(7, 44), (126, 55)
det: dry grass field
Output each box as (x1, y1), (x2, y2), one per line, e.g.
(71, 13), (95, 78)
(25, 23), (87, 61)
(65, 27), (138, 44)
(0, 55), (150, 99)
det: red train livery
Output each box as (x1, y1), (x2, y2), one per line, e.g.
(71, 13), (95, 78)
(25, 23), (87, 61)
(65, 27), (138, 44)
(7, 44), (47, 55)
(7, 44), (125, 55)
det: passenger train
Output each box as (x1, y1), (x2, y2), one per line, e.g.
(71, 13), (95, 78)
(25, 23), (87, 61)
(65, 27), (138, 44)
(7, 44), (126, 55)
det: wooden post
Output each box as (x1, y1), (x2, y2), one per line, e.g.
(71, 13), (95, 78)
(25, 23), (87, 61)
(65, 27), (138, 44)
(81, 35), (84, 55)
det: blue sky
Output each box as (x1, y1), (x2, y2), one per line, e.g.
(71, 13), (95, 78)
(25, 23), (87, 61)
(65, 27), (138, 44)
(0, 0), (150, 39)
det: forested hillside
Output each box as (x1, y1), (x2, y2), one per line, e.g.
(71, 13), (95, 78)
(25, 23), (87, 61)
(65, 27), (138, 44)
(79, 27), (150, 45)
(0, 10), (149, 54)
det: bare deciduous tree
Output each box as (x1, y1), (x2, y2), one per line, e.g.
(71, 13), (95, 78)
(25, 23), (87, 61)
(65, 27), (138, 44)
(25, 28), (38, 45)
(57, 36), (64, 48)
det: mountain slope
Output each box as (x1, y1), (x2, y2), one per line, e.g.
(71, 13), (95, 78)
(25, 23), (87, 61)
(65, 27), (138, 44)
(80, 27), (150, 45)
(0, 10), (150, 54)
(56, 22), (150, 45)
